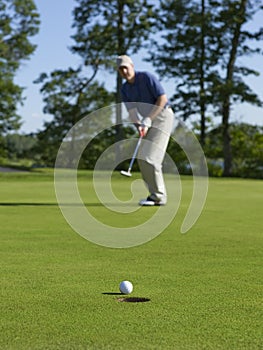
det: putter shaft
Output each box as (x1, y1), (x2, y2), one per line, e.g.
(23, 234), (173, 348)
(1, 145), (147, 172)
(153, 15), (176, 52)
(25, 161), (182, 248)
(120, 136), (142, 176)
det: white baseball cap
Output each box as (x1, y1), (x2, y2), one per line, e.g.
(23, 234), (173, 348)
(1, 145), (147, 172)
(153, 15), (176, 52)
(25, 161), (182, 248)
(117, 55), (133, 68)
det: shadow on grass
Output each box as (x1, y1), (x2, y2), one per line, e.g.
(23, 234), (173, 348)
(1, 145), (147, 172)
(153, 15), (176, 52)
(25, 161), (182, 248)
(0, 202), (58, 206)
(0, 202), (105, 207)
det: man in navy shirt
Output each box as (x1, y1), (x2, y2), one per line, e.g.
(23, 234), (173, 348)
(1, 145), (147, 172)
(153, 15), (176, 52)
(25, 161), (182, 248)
(117, 55), (174, 206)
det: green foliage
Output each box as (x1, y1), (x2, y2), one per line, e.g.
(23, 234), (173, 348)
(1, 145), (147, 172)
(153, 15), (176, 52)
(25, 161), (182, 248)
(204, 122), (263, 178)
(148, 0), (262, 175)
(0, 76), (23, 133)
(79, 126), (136, 170)
(0, 135), (6, 158)
(34, 68), (114, 130)
(149, 0), (263, 117)
(34, 69), (115, 167)
(0, 0), (39, 68)
(79, 127), (116, 170)
(0, 0), (40, 134)
(2, 0), (262, 180)
(166, 136), (192, 175)
(4, 133), (37, 159)
(148, 0), (219, 119)
(34, 0), (157, 168)
(71, 0), (158, 150)
(30, 124), (65, 167)
(72, 0), (156, 66)
(231, 123), (263, 178)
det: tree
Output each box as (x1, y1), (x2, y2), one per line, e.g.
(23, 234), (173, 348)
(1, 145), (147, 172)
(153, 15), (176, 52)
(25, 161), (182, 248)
(148, 0), (220, 145)
(148, 0), (263, 175)
(212, 0), (263, 176)
(71, 0), (156, 162)
(0, 0), (40, 134)
(4, 133), (36, 160)
(230, 123), (263, 178)
(34, 68), (114, 167)
(0, 74), (23, 133)
(205, 122), (263, 179)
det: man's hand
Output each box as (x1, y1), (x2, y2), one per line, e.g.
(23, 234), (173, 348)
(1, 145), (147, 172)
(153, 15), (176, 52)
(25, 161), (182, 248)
(138, 117), (152, 137)
(138, 124), (148, 137)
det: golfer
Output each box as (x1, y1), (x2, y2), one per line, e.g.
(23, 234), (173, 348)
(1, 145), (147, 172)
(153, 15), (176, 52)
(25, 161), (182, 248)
(117, 55), (174, 206)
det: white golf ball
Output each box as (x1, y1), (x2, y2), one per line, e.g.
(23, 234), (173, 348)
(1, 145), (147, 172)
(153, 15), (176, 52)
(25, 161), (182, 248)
(119, 280), (133, 294)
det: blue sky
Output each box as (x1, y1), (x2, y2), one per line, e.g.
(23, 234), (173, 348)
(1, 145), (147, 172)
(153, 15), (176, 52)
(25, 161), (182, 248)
(16, 0), (263, 133)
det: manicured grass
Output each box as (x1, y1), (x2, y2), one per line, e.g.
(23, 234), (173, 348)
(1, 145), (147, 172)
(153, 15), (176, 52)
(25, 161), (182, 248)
(0, 170), (262, 349)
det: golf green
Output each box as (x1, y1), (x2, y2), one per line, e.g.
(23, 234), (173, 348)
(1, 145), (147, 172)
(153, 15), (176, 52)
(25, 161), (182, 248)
(0, 170), (262, 349)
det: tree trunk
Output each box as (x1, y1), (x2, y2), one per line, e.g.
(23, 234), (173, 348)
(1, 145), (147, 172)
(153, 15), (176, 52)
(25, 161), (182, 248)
(200, 0), (206, 147)
(222, 0), (247, 176)
(222, 98), (232, 176)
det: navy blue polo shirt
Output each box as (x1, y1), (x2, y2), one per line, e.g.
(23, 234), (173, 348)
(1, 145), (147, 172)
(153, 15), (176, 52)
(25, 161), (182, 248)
(121, 71), (166, 117)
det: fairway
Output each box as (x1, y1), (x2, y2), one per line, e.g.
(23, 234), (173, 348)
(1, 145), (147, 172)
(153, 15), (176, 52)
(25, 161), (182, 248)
(0, 170), (262, 350)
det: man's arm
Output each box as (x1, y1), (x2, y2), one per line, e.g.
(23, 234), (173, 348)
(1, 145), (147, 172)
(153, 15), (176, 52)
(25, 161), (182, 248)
(128, 108), (140, 125)
(147, 94), (168, 121)
(138, 94), (168, 137)
(128, 94), (169, 137)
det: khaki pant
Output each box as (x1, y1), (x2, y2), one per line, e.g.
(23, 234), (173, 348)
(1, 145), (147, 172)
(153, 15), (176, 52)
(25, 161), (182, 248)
(138, 108), (174, 203)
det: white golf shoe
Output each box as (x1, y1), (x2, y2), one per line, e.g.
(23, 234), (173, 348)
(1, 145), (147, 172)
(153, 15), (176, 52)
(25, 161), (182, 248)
(139, 196), (166, 206)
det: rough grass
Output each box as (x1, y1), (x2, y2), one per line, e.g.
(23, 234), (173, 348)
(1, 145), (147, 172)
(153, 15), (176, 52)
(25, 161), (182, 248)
(0, 170), (262, 349)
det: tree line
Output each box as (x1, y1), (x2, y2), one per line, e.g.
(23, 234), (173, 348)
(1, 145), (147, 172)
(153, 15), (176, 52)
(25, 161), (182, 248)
(0, 0), (262, 178)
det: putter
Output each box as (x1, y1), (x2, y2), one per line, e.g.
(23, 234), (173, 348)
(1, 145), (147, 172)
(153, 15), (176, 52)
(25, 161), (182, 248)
(120, 136), (143, 177)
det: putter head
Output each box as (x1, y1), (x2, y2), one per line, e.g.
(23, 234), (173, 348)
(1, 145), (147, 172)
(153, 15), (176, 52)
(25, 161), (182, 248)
(120, 170), (132, 177)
